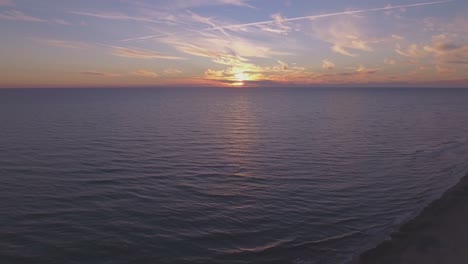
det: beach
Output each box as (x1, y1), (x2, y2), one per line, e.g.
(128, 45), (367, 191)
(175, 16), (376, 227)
(353, 172), (468, 264)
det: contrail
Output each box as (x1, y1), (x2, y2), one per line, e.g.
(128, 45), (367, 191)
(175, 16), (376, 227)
(121, 0), (452, 42)
(206, 0), (452, 31)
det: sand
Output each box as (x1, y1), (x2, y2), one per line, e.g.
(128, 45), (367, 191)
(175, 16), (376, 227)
(353, 172), (468, 264)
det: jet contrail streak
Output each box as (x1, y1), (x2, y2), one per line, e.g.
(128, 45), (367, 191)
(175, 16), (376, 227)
(206, 0), (452, 31)
(121, 0), (452, 41)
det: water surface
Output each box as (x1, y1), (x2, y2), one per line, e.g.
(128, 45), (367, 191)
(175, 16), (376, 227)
(1, 88), (468, 264)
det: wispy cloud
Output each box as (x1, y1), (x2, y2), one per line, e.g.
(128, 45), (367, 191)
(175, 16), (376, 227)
(52, 19), (71, 25)
(322, 59), (335, 70)
(0, 9), (72, 25)
(311, 16), (377, 57)
(127, 0), (254, 9)
(334, 46), (358, 57)
(0, 10), (45, 22)
(0, 0), (14, 6)
(39, 39), (92, 50)
(423, 34), (468, 59)
(110, 46), (185, 60)
(2, 0), (464, 87)
(80, 71), (120, 77)
(185, 10), (230, 36)
(204, 60), (306, 84)
(395, 43), (426, 58)
(120, 1), (452, 43)
(354, 65), (378, 75)
(201, 0), (253, 8)
(255, 13), (293, 35)
(69, 11), (163, 24)
(384, 58), (396, 65)
(164, 68), (183, 75)
(204, 1), (452, 32)
(277, 60), (289, 70)
(160, 31), (289, 65)
(131, 70), (159, 78)
(423, 34), (468, 71)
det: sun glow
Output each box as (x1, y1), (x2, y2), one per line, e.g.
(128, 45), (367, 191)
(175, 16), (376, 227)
(232, 72), (253, 86)
(235, 73), (247, 82)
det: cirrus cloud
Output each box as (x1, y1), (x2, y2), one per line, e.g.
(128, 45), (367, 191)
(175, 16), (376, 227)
(0, 10), (45, 22)
(110, 46), (185, 60)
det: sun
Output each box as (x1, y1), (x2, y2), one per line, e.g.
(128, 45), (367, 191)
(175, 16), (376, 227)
(235, 73), (247, 82)
(232, 72), (250, 86)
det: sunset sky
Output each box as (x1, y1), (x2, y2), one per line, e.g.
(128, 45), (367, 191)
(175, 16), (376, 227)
(1, 0), (467, 88)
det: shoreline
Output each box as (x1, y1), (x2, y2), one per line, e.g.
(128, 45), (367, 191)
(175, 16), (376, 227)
(352, 171), (468, 264)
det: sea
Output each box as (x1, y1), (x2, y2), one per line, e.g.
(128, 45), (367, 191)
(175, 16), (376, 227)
(1, 87), (468, 264)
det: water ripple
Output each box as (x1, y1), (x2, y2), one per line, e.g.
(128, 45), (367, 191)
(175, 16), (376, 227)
(1, 88), (468, 264)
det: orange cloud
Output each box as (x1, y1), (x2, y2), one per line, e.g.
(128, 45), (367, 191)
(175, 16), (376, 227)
(80, 71), (120, 77)
(111, 46), (185, 60)
(131, 70), (159, 78)
(40, 39), (92, 49)
(322, 59), (335, 70)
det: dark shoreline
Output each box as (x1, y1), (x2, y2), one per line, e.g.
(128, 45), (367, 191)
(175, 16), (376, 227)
(352, 171), (468, 264)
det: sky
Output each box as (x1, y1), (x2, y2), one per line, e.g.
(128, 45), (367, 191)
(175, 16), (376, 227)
(1, 0), (467, 88)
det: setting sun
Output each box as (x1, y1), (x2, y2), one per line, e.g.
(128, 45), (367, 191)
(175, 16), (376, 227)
(232, 72), (252, 86)
(235, 73), (247, 82)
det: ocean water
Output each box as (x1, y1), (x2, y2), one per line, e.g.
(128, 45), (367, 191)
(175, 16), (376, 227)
(1, 87), (468, 264)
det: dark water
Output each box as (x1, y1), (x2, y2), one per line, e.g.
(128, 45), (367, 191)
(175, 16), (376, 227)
(1, 88), (468, 264)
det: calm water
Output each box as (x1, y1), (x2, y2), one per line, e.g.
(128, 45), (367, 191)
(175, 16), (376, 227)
(1, 88), (468, 264)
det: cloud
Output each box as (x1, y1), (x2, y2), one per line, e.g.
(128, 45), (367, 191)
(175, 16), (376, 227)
(277, 60), (289, 70)
(204, 62), (383, 86)
(332, 45), (357, 57)
(120, 1), (452, 45)
(254, 13), (293, 35)
(111, 46), (185, 60)
(0, 10), (70, 25)
(164, 68), (182, 75)
(395, 33), (467, 73)
(354, 65), (378, 75)
(39, 39), (92, 49)
(307, 65), (380, 84)
(209, 0), (253, 8)
(204, 1), (451, 32)
(0, 0), (14, 6)
(322, 59), (335, 70)
(395, 43), (426, 58)
(384, 58), (396, 65)
(204, 60), (305, 84)
(80, 71), (120, 77)
(311, 17), (376, 57)
(185, 10), (230, 36)
(422, 16), (468, 34)
(436, 65), (455, 73)
(0, 10), (46, 22)
(76, 0), (254, 26)
(423, 34), (468, 58)
(131, 70), (159, 78)
(160, 32), (289, 65)
(155, 0), (254, 9)
(70, 11), (163, 24)
(117, 0), (451, 42)
(52, 19), (71, 25)
(423, 34), (468, 71)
